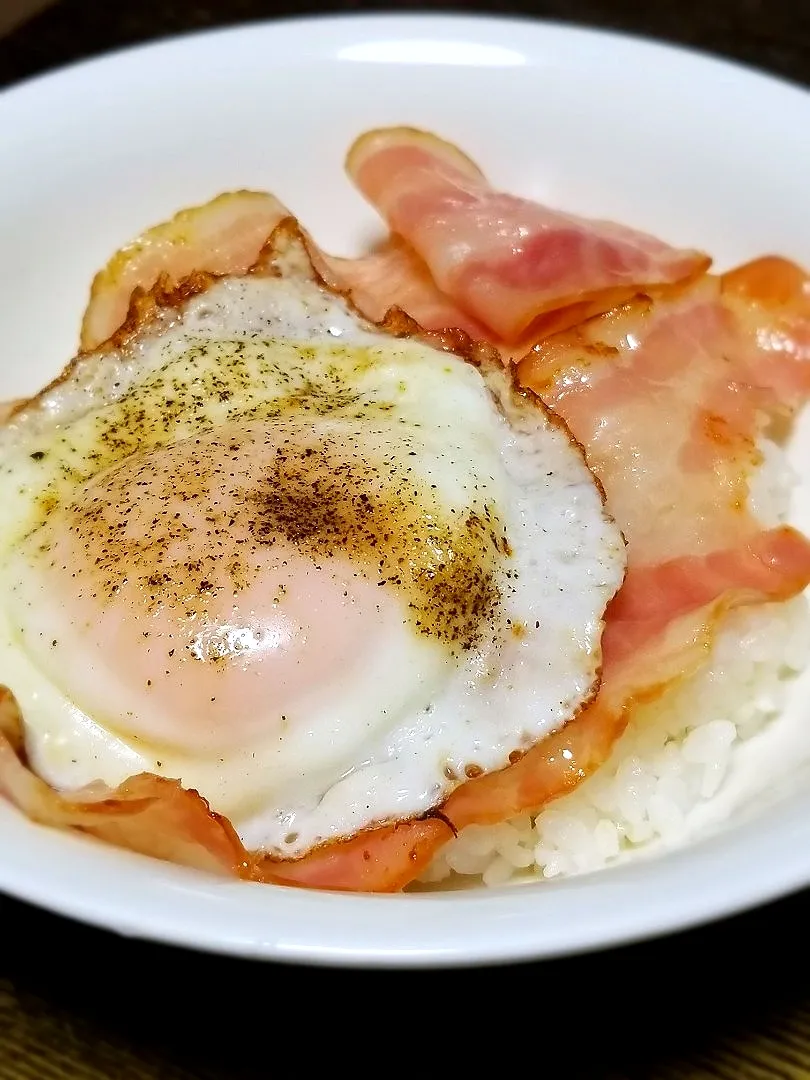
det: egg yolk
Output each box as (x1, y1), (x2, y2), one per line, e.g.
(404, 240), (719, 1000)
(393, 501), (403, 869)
(8, 418), (506, 759)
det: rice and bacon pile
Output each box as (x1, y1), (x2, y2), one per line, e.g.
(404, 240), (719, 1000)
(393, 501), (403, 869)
(1, 126), (809, 892)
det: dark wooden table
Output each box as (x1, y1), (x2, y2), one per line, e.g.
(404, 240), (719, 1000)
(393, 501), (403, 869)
(1, 0), (809, 91)
(1, 3), (809, 1078)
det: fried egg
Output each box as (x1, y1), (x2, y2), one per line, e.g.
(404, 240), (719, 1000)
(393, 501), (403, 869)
(0, 236), (625, 860)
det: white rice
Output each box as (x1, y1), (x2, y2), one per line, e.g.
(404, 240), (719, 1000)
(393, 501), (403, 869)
(418, 437), (810, 889)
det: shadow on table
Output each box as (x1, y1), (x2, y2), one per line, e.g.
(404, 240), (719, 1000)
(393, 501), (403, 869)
(2, 886), (809, 1078)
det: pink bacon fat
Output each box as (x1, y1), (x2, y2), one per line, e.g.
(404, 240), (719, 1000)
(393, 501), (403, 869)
(519, 258), (810, 567)
(80, 191), (291, 353)
(346, 126), (711, 343)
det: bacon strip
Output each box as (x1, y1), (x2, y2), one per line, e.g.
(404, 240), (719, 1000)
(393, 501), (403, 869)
(521, 262), (810, 564)
(80, 191), (289, 352)
(252, 818), (453, 893)
(346, 127), (710, 342)
(0, 687), (251, 877)
(601, 527), (810, 668)
(321, 239), (490, 340)
(0, 682), (451, 890)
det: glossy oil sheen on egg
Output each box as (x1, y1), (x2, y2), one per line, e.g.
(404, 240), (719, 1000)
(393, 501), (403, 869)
(0, 270), (625, 858)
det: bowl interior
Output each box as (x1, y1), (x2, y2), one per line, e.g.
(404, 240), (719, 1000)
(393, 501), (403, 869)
(0, 13), (809, 965)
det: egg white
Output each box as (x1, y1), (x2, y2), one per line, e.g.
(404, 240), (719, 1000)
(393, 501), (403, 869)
(0, 258), (624, 858)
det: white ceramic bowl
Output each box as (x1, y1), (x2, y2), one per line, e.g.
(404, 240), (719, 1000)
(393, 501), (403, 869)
(0, 13), (808, 967)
